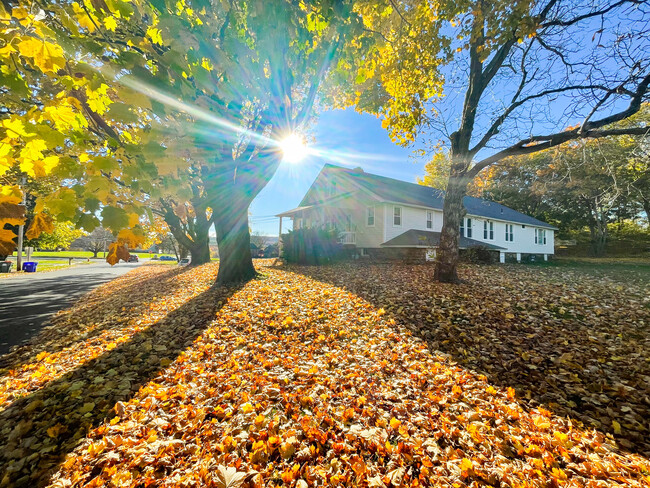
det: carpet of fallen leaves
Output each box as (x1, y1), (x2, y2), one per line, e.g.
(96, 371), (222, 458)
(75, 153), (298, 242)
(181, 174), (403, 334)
(1, 261), (649, 487)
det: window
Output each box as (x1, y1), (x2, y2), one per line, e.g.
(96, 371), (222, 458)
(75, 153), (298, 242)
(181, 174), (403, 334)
(393, 206), (402, 226)
(484, 220), (494, 240)
(426, 211), (433, 229)
(366, 206), (375, 227)
(460, 219), (465, 236)
(466, 218), (472, 238)
(505, 224), (514, 242)
(535, 229), (546, 245)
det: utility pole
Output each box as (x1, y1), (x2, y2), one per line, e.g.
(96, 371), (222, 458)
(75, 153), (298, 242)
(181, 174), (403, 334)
(16, 176), (26, 272)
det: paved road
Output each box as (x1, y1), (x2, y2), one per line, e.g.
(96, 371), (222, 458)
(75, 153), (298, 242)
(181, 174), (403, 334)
(0, 261), (143, 356)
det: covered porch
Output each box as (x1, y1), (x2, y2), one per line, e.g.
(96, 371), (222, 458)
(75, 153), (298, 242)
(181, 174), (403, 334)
(276, 203), (359, 252)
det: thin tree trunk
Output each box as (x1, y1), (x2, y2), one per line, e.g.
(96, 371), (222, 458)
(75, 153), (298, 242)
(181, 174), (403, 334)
(214, 196), (256, 285)
(163, 210), (211, 266)
(435, 173), (468, 283)
(642, 197), (650, 225)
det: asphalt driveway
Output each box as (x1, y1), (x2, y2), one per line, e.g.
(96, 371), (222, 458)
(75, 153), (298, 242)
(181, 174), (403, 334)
(0, 261), (143, 356)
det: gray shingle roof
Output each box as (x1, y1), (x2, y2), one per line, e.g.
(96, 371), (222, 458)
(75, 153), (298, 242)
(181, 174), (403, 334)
(381, 229), (505, 250)
(320, 164), (557, 230)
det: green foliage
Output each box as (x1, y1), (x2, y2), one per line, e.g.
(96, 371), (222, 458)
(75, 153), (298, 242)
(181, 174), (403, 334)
(281, 228), (343, 265)
(1, 0), (360, 269)
(28, 221), (85, 250)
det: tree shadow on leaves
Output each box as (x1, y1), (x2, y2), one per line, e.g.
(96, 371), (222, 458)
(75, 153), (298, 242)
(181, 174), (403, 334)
(286, 262), (650, 459)
(0, 282), (240, 487)
(0, 266), (196, 371)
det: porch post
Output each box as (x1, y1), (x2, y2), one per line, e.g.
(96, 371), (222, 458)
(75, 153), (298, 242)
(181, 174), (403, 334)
(543, 253), (548, 261)
(516, 253), (521, 263)
(278, 216), (283, 256)
(499, 251), (505, 263)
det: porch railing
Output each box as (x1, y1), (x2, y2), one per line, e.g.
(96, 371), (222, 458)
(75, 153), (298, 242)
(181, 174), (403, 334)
(338, 231), (356, 245)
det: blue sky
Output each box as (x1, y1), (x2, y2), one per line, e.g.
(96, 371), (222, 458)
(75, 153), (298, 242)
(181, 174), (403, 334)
(248, 108), (426, 236)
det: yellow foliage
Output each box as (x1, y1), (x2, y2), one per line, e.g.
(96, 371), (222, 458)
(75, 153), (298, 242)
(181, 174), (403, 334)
(17, 37), (66, 73)
(117, 228), (145, 248)
(106, 242), (129, 265)
(26, 213), (54, 240)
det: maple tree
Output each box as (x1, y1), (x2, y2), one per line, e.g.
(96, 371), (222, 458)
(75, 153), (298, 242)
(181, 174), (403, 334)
(1, 0), (359, 282)
(1, 260), (649, 486)
(27, 220), (85, 251)
(340, 0), (650, 282)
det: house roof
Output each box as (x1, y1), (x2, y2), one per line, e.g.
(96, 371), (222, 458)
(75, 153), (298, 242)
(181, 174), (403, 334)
(381, 229), (506, 250)
(313, 164), (557, 230)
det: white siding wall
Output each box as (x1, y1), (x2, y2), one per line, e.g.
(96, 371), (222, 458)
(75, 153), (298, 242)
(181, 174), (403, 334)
(383, 204), (444, 242)
(295, 200), (554, 255)
(355, 203), (385, 248)
(467, 217), (555, 255)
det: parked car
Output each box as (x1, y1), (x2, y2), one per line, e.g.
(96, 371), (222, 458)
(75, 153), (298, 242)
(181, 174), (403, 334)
(128, 255), (139, 262)
(159, 255), (176, 261)
(178, 258), (191, 267)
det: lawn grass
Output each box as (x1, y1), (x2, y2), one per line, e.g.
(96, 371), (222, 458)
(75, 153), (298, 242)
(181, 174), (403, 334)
(29, 250), (176, 259)
(1, 260), (649, 487)
(530, 255), (650, 283)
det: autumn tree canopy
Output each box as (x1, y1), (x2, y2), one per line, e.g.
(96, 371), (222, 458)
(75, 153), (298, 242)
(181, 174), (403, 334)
(1, 0), (360, 280)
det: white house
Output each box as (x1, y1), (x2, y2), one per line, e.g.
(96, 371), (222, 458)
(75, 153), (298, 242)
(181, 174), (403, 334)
(277, 164), (556, 263)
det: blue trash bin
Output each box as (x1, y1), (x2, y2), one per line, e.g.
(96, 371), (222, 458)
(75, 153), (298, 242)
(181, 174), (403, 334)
(22, 261), (37, 272)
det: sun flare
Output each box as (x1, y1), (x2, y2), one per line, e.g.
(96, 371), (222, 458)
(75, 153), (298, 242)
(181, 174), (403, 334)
(279, 133), (309, 163)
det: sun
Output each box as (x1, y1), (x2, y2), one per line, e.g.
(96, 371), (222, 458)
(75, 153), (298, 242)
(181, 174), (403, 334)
(279, 133), (309, 163)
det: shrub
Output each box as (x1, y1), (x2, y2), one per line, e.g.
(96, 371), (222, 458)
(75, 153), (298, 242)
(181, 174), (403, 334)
(281, 227), (343, 265)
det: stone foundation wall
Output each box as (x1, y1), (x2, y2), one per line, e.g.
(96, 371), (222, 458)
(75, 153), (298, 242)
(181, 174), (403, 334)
(365, 248), (429, 264)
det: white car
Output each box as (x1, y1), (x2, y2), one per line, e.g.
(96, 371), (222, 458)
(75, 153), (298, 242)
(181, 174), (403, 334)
(178, 258), (191, 267)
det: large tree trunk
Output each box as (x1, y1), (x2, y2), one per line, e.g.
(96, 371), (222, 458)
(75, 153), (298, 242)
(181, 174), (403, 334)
(435, 174), (468, 283)
(214, 196), (256, 285)
(589, 221), (608, 256)
(189, 235), (211, 265)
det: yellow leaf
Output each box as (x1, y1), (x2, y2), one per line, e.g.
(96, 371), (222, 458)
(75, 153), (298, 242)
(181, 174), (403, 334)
(460, 458), (473, 472)
(117, 228), (145, 248)
(20, 138), (47, 162)
(612, 420), (622, 435)
(241, 402), (255, 414)
(0, 142), (14, 175)
(147, 26), (163, 45)
(106, 241), (129, 266)
(26, 213), (54, 240)
(17, 37), (66, 73)
(104, 16), (117, 31)
(47, 423), (65, 438)
(389, 417), (401, 429)
(2, 118), (33, 138)
(72, 2), (97, 32)
(42, 155), (59, 174)
(44, 105), (86, 131)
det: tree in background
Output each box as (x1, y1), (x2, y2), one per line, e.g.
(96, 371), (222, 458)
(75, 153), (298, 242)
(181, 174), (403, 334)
(341, 0), (650, 282)
(481, 124), (650, 255)
(75, 228), (114, 258)
(29, 221), (85, 251)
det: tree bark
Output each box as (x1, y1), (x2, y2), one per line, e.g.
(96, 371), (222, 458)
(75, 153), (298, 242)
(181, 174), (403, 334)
(214, 195), (256, 285)
(189, 235), (211, 265)
(435, 171), (469, 283)
(641, 197), (650, 225)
